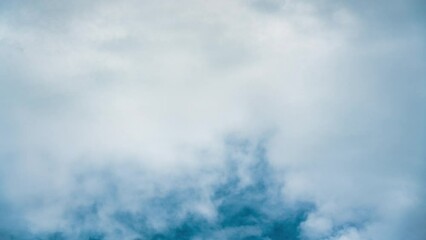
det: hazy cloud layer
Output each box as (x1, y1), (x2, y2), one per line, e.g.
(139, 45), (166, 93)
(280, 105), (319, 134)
(0, 0), (425, 239)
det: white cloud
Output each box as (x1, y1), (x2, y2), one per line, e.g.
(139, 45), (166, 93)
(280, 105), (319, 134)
(0, 0), (425, 239)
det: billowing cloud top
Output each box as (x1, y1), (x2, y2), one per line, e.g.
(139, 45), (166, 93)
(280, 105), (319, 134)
(0, 0), (425, 239)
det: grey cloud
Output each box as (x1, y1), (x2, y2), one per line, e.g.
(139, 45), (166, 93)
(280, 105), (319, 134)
(0, 0), (425, 239)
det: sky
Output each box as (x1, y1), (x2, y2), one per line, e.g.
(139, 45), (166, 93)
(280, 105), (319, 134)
(0, 0), (425, 239)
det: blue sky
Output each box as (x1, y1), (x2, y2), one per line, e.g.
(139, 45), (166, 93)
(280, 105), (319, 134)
(0, 0), (425, 239)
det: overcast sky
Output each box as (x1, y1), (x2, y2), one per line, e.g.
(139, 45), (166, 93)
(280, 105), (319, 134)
(0, 0), (425, 239)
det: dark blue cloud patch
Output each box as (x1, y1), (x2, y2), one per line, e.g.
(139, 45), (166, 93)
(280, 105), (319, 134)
(116, 137), (311, 240)
(0, 138), (312, 239)
(211, 137), (310, 239)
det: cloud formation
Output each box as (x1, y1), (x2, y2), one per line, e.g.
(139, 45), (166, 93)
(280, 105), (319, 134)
(0, 0), (425, 239)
